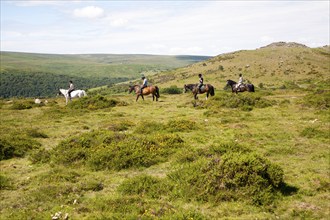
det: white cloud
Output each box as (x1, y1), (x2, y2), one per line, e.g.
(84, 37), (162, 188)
(73, 6), (105, 19)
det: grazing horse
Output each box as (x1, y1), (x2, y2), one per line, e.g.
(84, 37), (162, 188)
(58, 89), (87, 105)
(184, 83), (215, 100)
(226, 80), (255, 93)
(129, 85), (160, 102)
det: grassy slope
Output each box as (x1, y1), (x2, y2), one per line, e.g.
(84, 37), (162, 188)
(0, 44), (329, 219)
(149, 45), (330, 90)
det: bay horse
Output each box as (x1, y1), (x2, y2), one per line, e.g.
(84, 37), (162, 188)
(58, 89), (87, 105)
(184, 83), (215, 100)
(129, 85), (160, 102)
(226, 80), (255, 93)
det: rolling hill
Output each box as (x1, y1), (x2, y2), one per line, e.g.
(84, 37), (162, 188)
(0, 52), (210, 98)
(148, 42), (330, 90)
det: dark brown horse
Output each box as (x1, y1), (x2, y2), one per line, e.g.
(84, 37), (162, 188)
(226, 80), (255, 94)
(184, 83), (215, 100)
(129, 85), (160, 102)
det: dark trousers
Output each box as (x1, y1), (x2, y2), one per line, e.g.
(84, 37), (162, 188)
(68, 89), (74, 98)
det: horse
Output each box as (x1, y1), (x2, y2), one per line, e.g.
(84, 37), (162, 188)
(58, 89), (87, 105)
(226, 80), (255, 93)
(184, 83), (215, 100)
(128, 85), (160, 102)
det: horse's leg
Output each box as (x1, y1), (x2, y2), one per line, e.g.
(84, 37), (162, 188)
(194, 93), (198, 100)
(136, 94), (139, 102)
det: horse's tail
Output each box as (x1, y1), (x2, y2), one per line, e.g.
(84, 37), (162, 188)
(209, 85), (215, 96)
(155, 86), (160, 98)
(250, 84), (255, 92)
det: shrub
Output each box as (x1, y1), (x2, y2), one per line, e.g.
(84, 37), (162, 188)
(168, 144), (285, 206)
(10, 102), (33, 110)
(52, 130), (184, 171)
(161, 85), (182, 94)
(69, 95), (124, 110)
(88, 133), (184, 171)
(0, 137), (41, 160)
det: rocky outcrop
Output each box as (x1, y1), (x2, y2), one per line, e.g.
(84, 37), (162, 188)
(261, 41), (308, 48)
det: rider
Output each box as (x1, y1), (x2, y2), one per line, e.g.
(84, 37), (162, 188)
(140, 75), (148, 95)
(68, 80), (75, 100)
(236, 73), (244, 91)
(198, 73), (204, 93)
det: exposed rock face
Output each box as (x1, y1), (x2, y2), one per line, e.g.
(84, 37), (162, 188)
(261, 42), (308, 48)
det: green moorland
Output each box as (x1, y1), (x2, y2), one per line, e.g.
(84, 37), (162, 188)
(0, 52), (210, 98)
(0, 43), (329, 219)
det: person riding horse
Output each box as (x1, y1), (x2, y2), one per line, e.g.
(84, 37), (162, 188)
(68, 80), (75, 100)
(140, 76), (148, 95)
(236, 74), (244, 92)
(198, 73), (204, 93)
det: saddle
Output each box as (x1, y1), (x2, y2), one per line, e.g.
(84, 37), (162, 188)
(238, 84), (245, 89)
(198, 85), (206, 93)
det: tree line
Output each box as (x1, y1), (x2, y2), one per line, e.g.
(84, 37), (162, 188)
(0, 69), (130, 98)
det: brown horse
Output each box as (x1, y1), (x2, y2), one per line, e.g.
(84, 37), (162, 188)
(184, 83), (215, 100)
(129, 85), (160, 102)
(226, 80), (255, 94)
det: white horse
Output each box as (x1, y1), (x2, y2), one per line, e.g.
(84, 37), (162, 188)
(58, 89), (87, 105)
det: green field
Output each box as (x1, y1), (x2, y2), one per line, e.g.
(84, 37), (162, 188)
(0, 43), (329, 219)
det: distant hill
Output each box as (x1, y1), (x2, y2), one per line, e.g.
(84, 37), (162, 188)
(147, 42), (330, 91)
(0, 52), (210, 98)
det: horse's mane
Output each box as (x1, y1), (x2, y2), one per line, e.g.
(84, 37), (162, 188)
(185, 83), (198, 90)
(227, 79), (237, 84)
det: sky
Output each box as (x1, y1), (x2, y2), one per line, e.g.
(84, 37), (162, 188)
(1, 0), (329, 56)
